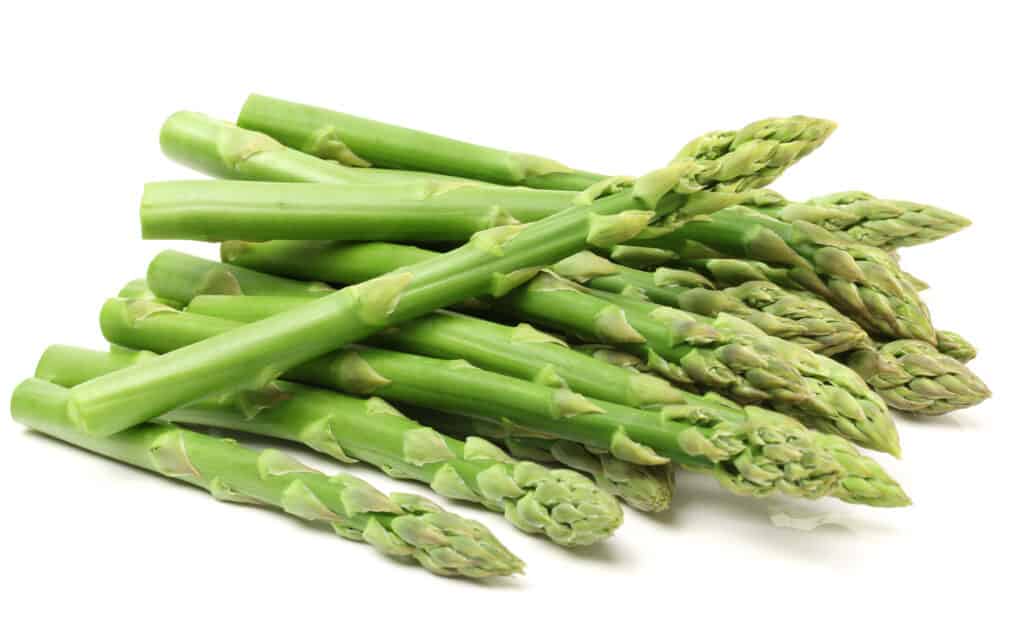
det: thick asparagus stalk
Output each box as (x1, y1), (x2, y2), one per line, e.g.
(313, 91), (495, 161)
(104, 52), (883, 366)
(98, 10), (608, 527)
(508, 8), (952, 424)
(210, 242), (898, 453)
(581, 346), (909, 507)
(843, 339), (991, 415)
(401, 407), (677, 513)
(11, 377), (523, 578)
(237, 95), (834, 191)
(628, 206), (936, 342)
(37, 345), (623, 545)
(140, 180), (575, 242)
(550, 251), (868, 355)
(99, 298), (844, 500)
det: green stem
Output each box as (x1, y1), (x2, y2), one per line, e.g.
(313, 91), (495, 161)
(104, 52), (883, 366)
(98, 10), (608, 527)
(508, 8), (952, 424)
(10, 377), (524, 578)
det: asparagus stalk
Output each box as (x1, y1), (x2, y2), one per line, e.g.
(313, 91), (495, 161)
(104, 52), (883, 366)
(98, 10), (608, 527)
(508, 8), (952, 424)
(237, 94), (835, 191)
(843, 339), (991, 415)
(210, 242), (898, 453)
(36, 345), (623, 545)
(550, 251), (868, 355)
(628, 206), (937, 343)
(400, 407), (677, 513)
(140, 179), (576, 242)
(580, 346), (909, 507)
(11, 377), (524, 578)
(98, 298), (844, 500)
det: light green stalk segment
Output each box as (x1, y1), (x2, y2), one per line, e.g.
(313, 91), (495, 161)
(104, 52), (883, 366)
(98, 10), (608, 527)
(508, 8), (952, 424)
(161, 111), (488, 185)
(672, 117), (837, 192)
(237, 95), (609, 191)
(118, 279), (182, 309)
(632, 206), (937, 342)
(401, 407), (677, 513)
(551, 251), (868, 355)
(36, 345), (621, 546)
(843, 339), (991, 415)
(580, 346), (909, 507)
(10, 377), (523, 578)
(935, 330), (978, 363)
(98, 299), (844, 500)
(140, 179), (576, 242)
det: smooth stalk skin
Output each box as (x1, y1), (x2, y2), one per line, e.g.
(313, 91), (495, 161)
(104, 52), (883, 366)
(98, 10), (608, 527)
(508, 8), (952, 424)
(238, 96), (835, 193)
(936, 330), (977, 363)
(37, 346), (621, 546)
(66, 171), (678, 437)
(580, 347), (909, 507)
(10, 378), (523, 578)
(212, 241), (898, 453)
(551, 251), (868, 355)
(161, 111), (491, 186)
(237, 94), (608, 191)
(98, 299), (844, 501)
(118, 278), (181, 309)
(631, 206), (937, 343)
(400, 407), (677, 513)
(140, 180), (576, 242)
(843, 339), (991, 415)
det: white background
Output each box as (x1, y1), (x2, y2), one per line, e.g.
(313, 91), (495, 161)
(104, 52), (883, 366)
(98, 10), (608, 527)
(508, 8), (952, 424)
(2, 2), (1021, 639)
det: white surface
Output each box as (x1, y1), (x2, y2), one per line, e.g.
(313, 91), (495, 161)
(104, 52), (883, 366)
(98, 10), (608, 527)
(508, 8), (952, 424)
(2, 2), (1021, 639)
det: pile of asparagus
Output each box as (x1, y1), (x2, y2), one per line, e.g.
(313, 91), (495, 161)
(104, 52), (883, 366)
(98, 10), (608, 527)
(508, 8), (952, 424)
(11, 95), (989, 579)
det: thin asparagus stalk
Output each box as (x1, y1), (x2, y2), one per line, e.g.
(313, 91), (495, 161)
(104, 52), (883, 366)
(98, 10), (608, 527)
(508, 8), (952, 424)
(98, 298), (844, 500)
(210, 242), (898, 453)
(400, 407), (677, 513)
(550, 251), (868, 355)
(628, 206), (937, 343)
(237, 94), (835, 191)
(11, 377), (524, 578)
(140, 180), (575, 242)
(581, 346), (909, 507)
(37, 345), (623, 546)
(843, 339), (991, 415)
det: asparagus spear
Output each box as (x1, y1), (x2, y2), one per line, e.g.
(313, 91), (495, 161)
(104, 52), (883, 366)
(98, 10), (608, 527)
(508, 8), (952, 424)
(209, 242), (898, 453)
(936, 330), (978, 363)
(37, 345), (623, 545)
(11, 377), (524, 578)
(140, 179), (575, 242)
(628, 206), (937, 343)
(400, 407), (677, 513)
(98, 298), (844, 500)
(550, 251), (868, 355)
(237, 95), (835, 191)
(843, 339), (991, 415)
(580, 346), (909, 507)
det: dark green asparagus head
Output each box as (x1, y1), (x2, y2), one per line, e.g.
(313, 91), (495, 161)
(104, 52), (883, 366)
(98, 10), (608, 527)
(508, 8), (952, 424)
(810, 433), (911, 507)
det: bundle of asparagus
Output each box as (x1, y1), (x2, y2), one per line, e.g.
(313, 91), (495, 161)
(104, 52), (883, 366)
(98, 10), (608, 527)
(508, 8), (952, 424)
(9, 94), (989, 580)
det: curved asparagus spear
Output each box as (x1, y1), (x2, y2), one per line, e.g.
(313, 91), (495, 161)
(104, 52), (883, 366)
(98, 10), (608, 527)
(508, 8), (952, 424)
(37, 345), (622, 545)
(843, 339), (991, 415)
(11, 377), (523, 578)
(551, 251), (868, 355)
(98, 298), (843, 500)
(936, 330), (978, 363)
(238, 95), (835, 191)
(582, 346), (909, 507)
(629, 206), (936, 342)
(140, 179), (575, 242)
(401, 407), (677, 513)
(210, 241), (897, 453)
